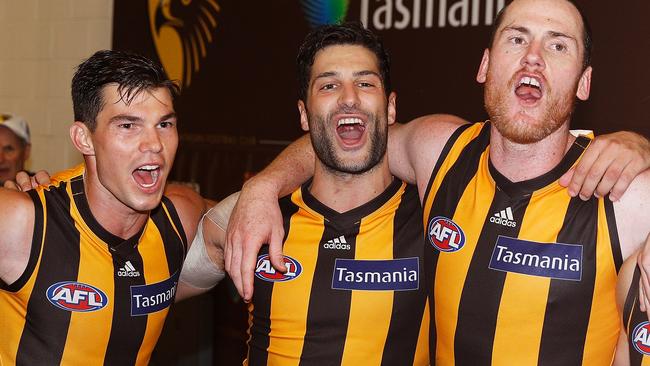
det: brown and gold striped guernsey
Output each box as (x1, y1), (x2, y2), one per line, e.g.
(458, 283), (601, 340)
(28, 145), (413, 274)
(422, 122), (622, 366)
(0, 164), (187, 365)
(622, 267), (650, 365)
(247, 179), (429, 366)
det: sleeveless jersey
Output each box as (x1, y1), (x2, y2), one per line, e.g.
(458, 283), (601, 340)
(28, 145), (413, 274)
(247, 179), (429, 366)
(622, 267), (650, 365)
(0, 164), (187, 365)
(422, 122), (622, 365)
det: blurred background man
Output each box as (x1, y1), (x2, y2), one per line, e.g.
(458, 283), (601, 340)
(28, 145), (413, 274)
(0, 113), (31, 185)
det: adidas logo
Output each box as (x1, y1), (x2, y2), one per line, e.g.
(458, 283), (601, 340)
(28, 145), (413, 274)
(489, 207), (517, 228)
(323, 235), (351, 250)
(117, 261), (141, 277)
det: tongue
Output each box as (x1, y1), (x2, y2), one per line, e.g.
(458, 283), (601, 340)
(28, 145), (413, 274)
(133, 170), (154, 186)
(337, 125), (364, 142)
(515, 85), (542, 101)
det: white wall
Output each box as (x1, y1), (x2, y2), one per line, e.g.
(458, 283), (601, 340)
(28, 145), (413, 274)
(0, 0), (113, 174)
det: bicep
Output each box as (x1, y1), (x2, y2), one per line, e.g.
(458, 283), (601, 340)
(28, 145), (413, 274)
(614, 171), (650, 260)
(388, 115), (467, 190)
(0, 190), (35, 285)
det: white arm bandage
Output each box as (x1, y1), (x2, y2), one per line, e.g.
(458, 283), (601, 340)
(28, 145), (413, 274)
(178, 192), (239, 290)
(179, 216), (226, 290)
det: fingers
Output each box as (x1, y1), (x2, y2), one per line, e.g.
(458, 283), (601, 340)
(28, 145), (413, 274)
(566, 141), (601, 199)
(15, 171), (33, 191)
(607, 159), (641, 202)
(33, 170), (52, 187)
(3, 179), (21, 190)
(225, 230), (245, 299)
(558, 167), (575, 189)
(268, 227), (287, 274)
(240, 240), (259, 303)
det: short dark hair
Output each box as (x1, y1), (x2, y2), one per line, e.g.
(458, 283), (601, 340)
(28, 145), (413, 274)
(296, 22), (391, 102)
(71, 50), (179, 131)
(489, 0), (592, 69)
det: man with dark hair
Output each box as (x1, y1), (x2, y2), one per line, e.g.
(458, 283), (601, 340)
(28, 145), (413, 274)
(226, 0), (650, 364)
(0, 114), (32, 185)
(0, 50), (223, 365)
(204, 22), (429, 365)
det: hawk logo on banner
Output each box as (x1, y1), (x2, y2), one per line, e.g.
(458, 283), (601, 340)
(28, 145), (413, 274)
(301, 0), (349, 28)
(148, 0), (221, 89)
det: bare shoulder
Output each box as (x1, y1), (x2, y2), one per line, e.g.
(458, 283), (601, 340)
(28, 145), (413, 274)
(407, 113), (468, 140)
(0, 188), (34, 228)
(164, 183), (206, 242)
(614, 170), (650, 260)
(0, 188), (36, 285)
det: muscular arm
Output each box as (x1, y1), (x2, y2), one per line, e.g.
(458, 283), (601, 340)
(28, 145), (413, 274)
(0, 188), (35, 287)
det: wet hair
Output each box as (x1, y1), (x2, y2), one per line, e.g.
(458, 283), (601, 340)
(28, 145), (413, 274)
(71, 50), (179, 131)
(488, 0), (592, 69)
(296, 22), (391, 101)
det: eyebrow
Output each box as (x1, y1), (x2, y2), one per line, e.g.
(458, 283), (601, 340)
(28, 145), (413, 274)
(313, 69), (381, 81)
(108, 112), (176, 124)
(502, 26), (578, 44)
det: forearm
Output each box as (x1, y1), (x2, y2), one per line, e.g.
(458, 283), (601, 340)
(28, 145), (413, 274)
(246, 133), (315, 198)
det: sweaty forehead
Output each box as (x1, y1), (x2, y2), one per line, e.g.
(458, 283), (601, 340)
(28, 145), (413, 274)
(499, 0), (584, 41)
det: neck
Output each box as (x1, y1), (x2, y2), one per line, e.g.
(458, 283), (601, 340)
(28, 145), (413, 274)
(310, 157), (393, 213)
(83, 160), (149, 239)
(489, 123), (576, 182)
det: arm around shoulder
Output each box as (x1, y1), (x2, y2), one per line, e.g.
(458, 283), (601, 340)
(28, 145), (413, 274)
(387, 114), (467, 190)
(0, 188), (36, 286)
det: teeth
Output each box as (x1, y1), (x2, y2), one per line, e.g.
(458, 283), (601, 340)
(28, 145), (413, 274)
(337, 117), (363, 127)
(138, 165), (159, 171)
(519, 76), (541, 88)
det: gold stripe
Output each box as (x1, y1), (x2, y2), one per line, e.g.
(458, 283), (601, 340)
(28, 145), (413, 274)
(0, 190), (48, 364)
(581, 199), (619, 365)
(434, 149), (494, 365)
(135, 219), (171, 366)
(60, 182), (114, 364)
(266, 190), (324, 365)
(491, 185), (569, 364)
(413, 298), (430, 365)
(340, 194), (398, 365)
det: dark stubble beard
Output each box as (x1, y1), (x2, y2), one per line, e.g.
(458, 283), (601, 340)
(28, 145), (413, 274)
(307, 107), (387, 176)
(484, 72), (578, 144)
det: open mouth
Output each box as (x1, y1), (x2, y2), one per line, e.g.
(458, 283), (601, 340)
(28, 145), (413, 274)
(336, 117), (366, 145)
(132, 165), (161, 189)
(514, 75), (543, 103)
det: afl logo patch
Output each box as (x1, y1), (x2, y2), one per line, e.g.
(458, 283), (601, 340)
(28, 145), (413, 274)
(46, 281), (108, 312)
(632, 321), (650, 355)
(255, 254), (302, 282)
(428, 216), (465, 252)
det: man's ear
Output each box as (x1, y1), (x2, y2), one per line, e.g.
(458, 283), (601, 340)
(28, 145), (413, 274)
(70, 122), (95, 155)
(387, 92), (397, 125)
(476, 48), (490, 84)
(298, 100), (309, 131)
(576, 66), (592, 101)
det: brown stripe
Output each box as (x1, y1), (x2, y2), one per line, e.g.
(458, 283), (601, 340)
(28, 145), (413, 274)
(537, 197), (598, 365)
